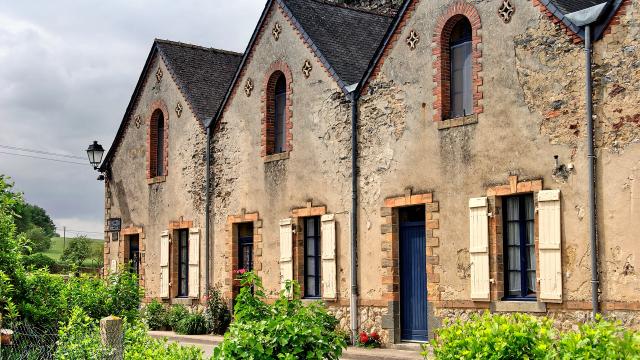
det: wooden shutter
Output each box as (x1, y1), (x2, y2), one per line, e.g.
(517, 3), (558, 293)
(321, 214), (337, 300)
(538, 190), (562, 302)
(469, 197), (490, 301)
(279, 218), (293, 290)
(160, 230), (170, 298)
(188, 228), (200, 298)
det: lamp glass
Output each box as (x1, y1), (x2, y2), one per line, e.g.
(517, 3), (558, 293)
(86, 141), (105, 167)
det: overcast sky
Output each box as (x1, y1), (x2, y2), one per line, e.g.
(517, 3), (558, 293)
(0, 0), (264, 237)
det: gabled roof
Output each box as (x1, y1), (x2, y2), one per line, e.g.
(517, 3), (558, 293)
(281, 0), (395, 86)
(537, 0), (624, 40)
(156, 40), (242, 123)
(101, 39), (242, 171)
(211, 0), (396, 129)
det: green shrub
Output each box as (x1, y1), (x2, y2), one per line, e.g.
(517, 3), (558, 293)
(427, 312), (555, 360)
(19, 269), (67, 325)
(212, 272), (347, 360)
(63, 274), (109, 320)
(175, 311), (208, 335)
(167, 304), (189, 330)
(61, 235), (92, 267)
(55, 307), (203, 360)
(106, 270), (143, 321)
(551, 315), (640, 359)
(23, 253), (57, 270)
(204, 286), (231, 335)
(23, 226), (52, 253)
(144, 299), (169, 330)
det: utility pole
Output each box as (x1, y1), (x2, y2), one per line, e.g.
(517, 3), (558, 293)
(63, 226), (66, 252)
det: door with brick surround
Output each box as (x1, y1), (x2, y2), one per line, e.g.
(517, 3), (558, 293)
(399, 206), (428, 342)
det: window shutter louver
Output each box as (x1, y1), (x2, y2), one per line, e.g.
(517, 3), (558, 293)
(469, 197), (490, 301)
(160, 230), (170, 298)
(538, 190), (563, 302)
(188, 228), (200, 298)
(279, 218), (293, 290)
(321, 214), (337, 300)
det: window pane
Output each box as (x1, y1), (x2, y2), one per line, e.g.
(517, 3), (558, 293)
(524, 196), (534, 220)
(509, 271), (521, 295)
(306, 277), (317, 297)
(507, 222), (520, 245)
(528, 271), (537, 292)
(156, 114), (164, 176)
(305, 218), (315, 237)
(508, 246), (520, 271)
(506, 197), (520, 221)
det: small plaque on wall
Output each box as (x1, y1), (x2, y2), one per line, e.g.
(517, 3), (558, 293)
(107, 218), (121, 232)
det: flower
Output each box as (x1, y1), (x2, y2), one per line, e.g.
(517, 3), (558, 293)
(359, 332), (369, 344)
(235, 268), (247, 275)
(370, 332), (380, 341)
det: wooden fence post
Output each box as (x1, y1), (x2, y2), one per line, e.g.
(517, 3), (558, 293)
(100, 316), (123, 360)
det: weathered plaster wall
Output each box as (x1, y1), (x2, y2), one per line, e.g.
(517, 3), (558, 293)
(211, 4), (355, 306)
(104, 54), (207, 299)
(357, 0), (640, 335)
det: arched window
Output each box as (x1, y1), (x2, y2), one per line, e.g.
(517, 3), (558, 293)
(449, 17), (472, 119)
(150, 109), (165, 177)
(274, 74), (286, 154)
(433, 3), (483, 123)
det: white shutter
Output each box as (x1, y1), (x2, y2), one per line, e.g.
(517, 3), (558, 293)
(188, 228), (200, 298)
(160, 230), (170, 298)
(538, 190), (562, 302)
(321, 214), (337, 300)
(469, 197), (490, 301)
(279, 218), (293, 290)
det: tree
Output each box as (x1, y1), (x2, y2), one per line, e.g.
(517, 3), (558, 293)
(14, 202), (57, 238)
(24, 226), (52, 253)
(61, 235), (91, 267)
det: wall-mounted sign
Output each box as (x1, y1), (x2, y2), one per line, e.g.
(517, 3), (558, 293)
(107, 218), (121, 232)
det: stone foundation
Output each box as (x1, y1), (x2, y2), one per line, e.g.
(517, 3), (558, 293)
(327, 305), (390, 344)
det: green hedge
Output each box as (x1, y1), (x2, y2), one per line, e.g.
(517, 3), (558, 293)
(426, 312), (640, 360)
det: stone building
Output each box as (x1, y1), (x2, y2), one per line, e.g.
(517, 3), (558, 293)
(101, 0), (640, 345)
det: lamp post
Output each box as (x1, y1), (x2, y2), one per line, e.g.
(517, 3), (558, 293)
(86, 140), (105, 180)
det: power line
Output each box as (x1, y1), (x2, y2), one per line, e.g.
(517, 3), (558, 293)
(0, 150), (88, 166)
(0, 144), (86, 160)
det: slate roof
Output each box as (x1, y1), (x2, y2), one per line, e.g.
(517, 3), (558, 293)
(281, 0), (395, 85)
(538, 0), (623, 39)
(100, 40), (242, 171)
(156, 39), (242, 123)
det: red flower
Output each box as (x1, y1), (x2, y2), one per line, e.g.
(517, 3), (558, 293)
(370, 332), (380, 341)
(359, 332), (368, 344)
(235, 268), (247, 275)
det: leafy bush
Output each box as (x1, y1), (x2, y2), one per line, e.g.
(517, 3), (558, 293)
(212, 272), (347, 360)
(23, 226), (52, 253)
(144, 299), (169, 330)
(105, 270), (143, 321)
(167, 304), (189, 330)
(204, 286), (231, 335)
(175, 311), (208, 335)
(61, 235), (92, 266)
(427, 312), (555, 360)
(19, 269), (67, 325)
(55, 307), (203, 360)
(551, 315), (640, 359)
(23, 252), (57, 270)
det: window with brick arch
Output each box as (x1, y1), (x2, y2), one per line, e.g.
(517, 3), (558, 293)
(150, 109), (165, 177)
(449, 17), (473, 118)
(266, 71), (287, 155)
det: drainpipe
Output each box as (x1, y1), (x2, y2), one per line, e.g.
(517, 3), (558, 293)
(565, 3), (607, 319)
(204, 117), (213, 296)
(348, 85), (360, 342)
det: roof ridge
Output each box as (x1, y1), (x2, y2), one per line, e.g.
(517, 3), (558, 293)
(154, 38), (243, 57)
(302, 0), (396, 18)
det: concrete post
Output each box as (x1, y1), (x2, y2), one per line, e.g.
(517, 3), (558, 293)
(100, 316), (123, 360)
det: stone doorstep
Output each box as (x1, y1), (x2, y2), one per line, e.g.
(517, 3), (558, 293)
(148, 331), (425, 359)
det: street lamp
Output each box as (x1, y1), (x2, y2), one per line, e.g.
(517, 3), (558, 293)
(86, 141), (105, 180)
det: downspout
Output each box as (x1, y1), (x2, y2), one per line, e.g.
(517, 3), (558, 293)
(204, 117), (213, 296)
(565, 3), (607, 319)
(348, 86), (360, 342)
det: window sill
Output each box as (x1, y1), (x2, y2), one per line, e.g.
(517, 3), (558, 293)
(264, 151), (290, 163)
(437, 114), (478, 130)
(491, 300), (547, 313)
(170, 297), (196, 306)
(147, 176), (166, 185)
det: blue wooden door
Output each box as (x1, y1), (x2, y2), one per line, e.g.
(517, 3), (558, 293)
(400, 220), (428, 341)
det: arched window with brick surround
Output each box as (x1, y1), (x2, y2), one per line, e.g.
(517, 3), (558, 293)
(433, 2), (483, 122)
(148, 106), (168, 179)
(262, 61), (292, 158)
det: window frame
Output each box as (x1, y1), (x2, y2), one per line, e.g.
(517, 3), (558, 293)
(449, 19), (473, 119)
(303, 216), (321, 299)
(177, 228), (189, 298)
(155, 112), (165, 177)
(273, 74), (287, 154)
(502, 194), (536, 300)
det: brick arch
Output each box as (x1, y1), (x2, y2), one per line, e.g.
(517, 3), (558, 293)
(146, 100), (169, 180)
(261, 61), (293, 157)
(432, 2), (484, 122)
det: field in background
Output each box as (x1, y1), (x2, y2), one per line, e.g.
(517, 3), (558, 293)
(43, 236), (104, 266)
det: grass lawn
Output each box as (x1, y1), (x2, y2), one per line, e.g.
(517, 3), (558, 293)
(42, 236), (104, 267)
